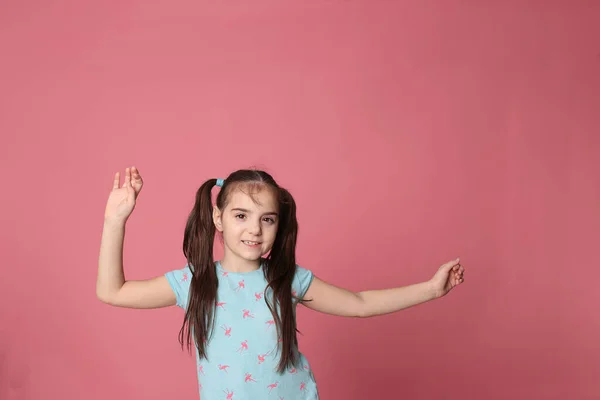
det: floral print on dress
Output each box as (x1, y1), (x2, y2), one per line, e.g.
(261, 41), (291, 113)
(165, 261), (318, 399)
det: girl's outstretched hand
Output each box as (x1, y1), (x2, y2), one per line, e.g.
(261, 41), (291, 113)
(429, 258), (465, 298)
(104, 166), (144, 223)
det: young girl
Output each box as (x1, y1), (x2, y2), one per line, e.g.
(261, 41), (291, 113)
(97, 167), (465, 399)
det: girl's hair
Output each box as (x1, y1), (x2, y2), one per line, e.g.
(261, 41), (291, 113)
(179, 169), (301, 373)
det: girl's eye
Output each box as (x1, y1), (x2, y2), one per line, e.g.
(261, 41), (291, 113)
(235, 214), (275, 223)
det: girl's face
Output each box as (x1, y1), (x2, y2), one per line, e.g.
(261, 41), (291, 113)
(213, 184), (280, 263)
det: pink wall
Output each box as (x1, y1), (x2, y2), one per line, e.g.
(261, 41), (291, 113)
(1, 1), (598, 399)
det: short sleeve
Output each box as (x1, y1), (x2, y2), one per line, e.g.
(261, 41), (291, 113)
(292, 264), (314, 300)
(164, 265), (192, 309)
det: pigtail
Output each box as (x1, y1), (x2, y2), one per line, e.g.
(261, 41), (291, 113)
(179, 179), (219, 360)
(264, 187), (301, 372)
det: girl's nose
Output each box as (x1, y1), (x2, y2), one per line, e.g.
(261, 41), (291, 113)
(248, 220), (262, 235)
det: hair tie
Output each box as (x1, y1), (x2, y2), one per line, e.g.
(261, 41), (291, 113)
(216, 178), (225, 187)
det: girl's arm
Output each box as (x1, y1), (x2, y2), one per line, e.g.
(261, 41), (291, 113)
(96, 218), (176, 309)
(301, 277), (436, 318)
(301, 259), (464, 318)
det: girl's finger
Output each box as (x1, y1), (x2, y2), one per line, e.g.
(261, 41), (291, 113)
(113, 172), (120, 190)
(125, 168), (132, 187)
(132, 166), (143, 183)
(443, 259), (459, 272)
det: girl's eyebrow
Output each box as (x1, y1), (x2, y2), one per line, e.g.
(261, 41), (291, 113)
(231, 208), (279, 216)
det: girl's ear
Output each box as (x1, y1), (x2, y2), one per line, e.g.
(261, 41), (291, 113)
(213, 206), (223, 232)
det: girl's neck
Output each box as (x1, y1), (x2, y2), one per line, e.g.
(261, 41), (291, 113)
(219, 254), (262, 273)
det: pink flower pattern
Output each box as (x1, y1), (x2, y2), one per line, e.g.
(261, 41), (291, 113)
(167, 263), (317, 398)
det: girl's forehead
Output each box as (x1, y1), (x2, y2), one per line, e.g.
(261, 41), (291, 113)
(226, 185), (278, 210)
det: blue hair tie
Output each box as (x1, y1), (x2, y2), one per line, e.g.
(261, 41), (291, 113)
(216, 178), (225, 187)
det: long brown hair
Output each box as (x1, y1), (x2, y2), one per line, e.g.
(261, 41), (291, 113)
(179, 169), (302, 373)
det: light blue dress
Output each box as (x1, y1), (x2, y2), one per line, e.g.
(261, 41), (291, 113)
(165, 261), (319, 399)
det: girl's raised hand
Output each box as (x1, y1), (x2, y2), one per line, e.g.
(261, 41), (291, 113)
(428, 258), (465, 298)
(104, 167), (143, 223)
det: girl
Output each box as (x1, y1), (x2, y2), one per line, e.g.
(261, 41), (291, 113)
(97, 167), (465, 399)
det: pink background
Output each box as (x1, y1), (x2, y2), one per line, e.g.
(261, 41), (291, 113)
(1, 1), (599, 399)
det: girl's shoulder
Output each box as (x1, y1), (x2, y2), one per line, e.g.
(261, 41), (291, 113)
(292, 263), (314, 300)
(164, 264), (194, 309)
